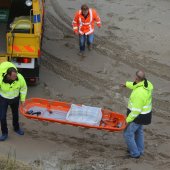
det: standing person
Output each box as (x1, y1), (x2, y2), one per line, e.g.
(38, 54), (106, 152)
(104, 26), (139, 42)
(0, 62), (27, 141)
(120, 70), (153, 158)
(72, 4), (101, 56)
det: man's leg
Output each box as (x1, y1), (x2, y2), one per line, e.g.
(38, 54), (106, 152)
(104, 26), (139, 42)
(135, 125), (144, 155)
(0, 96), (9, 138)
(87, 34), (94, 50)
(10, 97), (20, 131)
(123, 122), (141, 158)
(79, 34), (86, 53)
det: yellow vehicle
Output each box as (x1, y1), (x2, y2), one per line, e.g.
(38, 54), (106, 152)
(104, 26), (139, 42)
(0, 0), (45, 84)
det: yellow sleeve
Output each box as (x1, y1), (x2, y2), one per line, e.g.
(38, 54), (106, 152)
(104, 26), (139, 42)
(18, 74), (27, 102)
(126, 81), (135, 90)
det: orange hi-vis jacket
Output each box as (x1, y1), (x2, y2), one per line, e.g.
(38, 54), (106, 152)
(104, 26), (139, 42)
(72, 8), (101, 35)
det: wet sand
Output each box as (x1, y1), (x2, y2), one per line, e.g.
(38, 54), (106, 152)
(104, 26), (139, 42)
(1, 0), (170, 169)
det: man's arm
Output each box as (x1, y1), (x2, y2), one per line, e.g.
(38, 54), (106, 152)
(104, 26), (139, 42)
(72, 11), (79, 34)
(18, 74), (27, 102)
(125, 81), (136, 90)
(0, 76), (2, 88)
(93, 9), (101, 27)
(120, 81), (135, 89)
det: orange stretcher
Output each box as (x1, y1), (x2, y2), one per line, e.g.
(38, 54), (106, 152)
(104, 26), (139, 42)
(19, 98), (127, 132)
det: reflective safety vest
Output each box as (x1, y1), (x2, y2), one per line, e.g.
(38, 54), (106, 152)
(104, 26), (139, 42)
(126, 80), (153, 124)
(72, 8), (101, 35)
(0, 62), (27, 102)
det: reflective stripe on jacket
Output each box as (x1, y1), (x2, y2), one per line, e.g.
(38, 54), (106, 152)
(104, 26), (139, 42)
(0, 74), (27, 101)
(72, 8), (101, 35)
(125, 80), (153, 124)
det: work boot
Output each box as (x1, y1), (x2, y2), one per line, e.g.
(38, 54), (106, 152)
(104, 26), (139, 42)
(129, 155), (140, 159)
(78, 51), (86, 61)
(78, 51), (85, 56)
(0, 134), (8, 141)
(15, 129), (24, 135)
(127, 150), (130, 154)
(88, 44), (92, 51)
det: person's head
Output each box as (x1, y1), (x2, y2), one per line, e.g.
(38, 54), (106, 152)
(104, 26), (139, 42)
(135, 70), (145, 83)
(81, 4), (89, 16)
(6, 67), (18, 81)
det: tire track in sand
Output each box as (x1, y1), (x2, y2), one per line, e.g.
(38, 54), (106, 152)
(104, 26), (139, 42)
(43, 0), (170, 115)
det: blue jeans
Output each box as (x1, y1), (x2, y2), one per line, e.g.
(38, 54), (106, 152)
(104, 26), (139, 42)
(124, 122), (144, 157)
(79, 34), (94, 52)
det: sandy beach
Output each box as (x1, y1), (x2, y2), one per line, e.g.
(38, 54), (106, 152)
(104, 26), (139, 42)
(1, 0), (170, 169)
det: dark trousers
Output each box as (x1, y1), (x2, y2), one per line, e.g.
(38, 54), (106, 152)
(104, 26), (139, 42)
(0, 96), (20, 135)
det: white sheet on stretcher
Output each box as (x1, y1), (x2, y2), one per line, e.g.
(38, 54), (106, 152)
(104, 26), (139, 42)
(66, 104), (102, 126)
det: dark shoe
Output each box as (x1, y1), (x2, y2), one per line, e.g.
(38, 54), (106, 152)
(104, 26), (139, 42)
(78, 51), (85, 56)
(88, 44), (92, 51)
(0, 134), (8, 141)
(78, 51), (86, 61)
(129, 155), (140, 159)
(15, 129), (24, 135)
(126, 150), (140, 158)
(127, 150), (130, 154)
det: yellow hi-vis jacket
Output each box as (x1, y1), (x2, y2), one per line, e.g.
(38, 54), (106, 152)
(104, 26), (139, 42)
(126, 80), (153, 124)
(0, 62), (27, 102)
